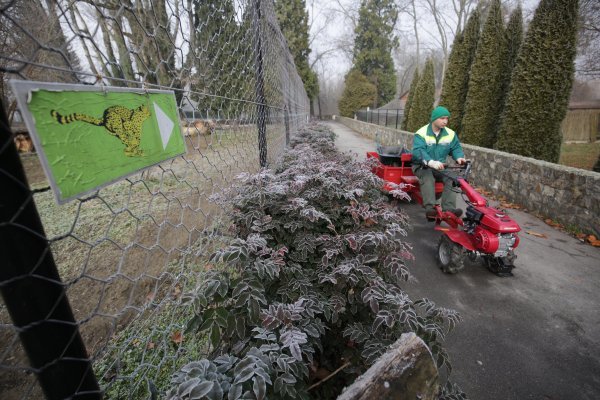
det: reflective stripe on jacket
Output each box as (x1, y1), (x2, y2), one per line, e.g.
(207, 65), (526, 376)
(412, 124), (465, 164)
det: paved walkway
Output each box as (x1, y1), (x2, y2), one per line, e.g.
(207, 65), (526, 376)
(323, 120), (600, 400)
(326, 121), (375, 158)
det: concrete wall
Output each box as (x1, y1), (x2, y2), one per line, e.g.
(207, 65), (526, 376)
(339, 116), (600, 236)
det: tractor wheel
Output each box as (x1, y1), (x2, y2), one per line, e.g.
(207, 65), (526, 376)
(437, 235), (465, 274)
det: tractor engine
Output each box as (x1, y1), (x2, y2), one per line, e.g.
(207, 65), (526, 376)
(465, 206), (520, 256)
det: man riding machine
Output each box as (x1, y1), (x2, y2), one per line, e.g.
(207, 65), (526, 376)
(411, 106), (466, 220)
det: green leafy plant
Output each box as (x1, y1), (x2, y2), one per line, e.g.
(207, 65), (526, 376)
(168, 124), (461, 399)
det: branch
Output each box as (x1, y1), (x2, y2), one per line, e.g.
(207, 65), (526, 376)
(310, 48), (339, 69)
(307, 361), (352, 391)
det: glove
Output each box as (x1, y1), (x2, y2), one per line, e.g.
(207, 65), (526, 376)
(456, 158), (467, 165)
(427, 160), (444, 170)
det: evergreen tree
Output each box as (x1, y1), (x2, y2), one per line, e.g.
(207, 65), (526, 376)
(495, 0), (579, 163)
(439, 8), (481, 134)
(353, 0), (398, 108)
(194, 0), (254, 113)
(406, 58), (434, 132)
(400, 68), (419, 131)
(494, 6), (523, 145)
(338, 69), (377, 117)
(461, 0), (506, 147)
(274, 0), (319, 114)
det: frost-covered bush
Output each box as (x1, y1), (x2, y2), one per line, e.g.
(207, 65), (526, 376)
(168, 125), (460, 400)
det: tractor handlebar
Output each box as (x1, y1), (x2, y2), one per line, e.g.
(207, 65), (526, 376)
(425, 160), (472, 182)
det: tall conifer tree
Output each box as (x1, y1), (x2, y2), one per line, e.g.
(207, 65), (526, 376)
(439, 8), (480, 134)
(274, 0), (319, 114)
(401, 69), (419, 131)
(460, 0), (506, 147)
(194, 0), (252, 112)
(495, 0), (579, 162)
(493, 5), (523, 146)
(406, 58), (434, 133)
(338, 69), (377, 117)
(353, 0), (398, 108)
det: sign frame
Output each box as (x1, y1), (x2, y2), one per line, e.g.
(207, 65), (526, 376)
(10, 80), (187, 204)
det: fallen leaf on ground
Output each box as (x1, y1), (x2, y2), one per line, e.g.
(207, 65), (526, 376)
(172, 284), (182, 299)
(146, 292), (155, 304)
(147, 341), (155, 350)
(544, 219), (562, 228)
(576, 233), (587, 239)
(171, 330), (184, 345)
(475, 187), (493, 196)
(587, 235), (600, 247)
(526, 231), (548, 239)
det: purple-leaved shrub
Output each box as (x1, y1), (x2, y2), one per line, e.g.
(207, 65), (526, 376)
(168, 124), (462, 400)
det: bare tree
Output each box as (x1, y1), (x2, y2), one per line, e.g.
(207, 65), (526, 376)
(421, 0), (478, 94)
(410, 0), (421, 66)
(451, 0), (477, 34)
(324, 0), (361, 62)
(0, 0), (81, 121)
(577, 0), (600, 78)
(308, 0), (339, 70)
(424, 0), (448, 86)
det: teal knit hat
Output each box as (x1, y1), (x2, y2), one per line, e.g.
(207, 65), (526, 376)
(430, 106), (450, 122)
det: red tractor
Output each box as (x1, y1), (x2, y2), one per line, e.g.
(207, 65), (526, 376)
(367, 149), (521, 276)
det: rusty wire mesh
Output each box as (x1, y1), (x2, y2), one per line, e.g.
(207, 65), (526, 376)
(0, 1), (309, 398)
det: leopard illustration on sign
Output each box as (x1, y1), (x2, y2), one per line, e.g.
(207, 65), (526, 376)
(50, 105), (152, 157)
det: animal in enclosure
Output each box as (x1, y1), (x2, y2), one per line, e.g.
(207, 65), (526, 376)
(14, 133), (35, 153)
(183, 119), (216, 137)
(50, 105), (151, 156)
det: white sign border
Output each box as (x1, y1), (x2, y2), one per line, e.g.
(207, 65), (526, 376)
(10, 80), (187, 205)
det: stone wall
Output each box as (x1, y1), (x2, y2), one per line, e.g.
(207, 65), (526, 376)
(339, 116), (600, 236)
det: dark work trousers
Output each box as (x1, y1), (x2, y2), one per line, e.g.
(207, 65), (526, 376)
(412, 165), (456, 211)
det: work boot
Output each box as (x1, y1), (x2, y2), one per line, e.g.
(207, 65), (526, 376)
(425, 208), (437, 220)
(445, 208), (463, 218)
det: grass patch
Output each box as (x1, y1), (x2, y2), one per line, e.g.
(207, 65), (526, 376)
(93, 253), (227, 399)
(559, 142), (600, 170)
(95, 300), (209, 399)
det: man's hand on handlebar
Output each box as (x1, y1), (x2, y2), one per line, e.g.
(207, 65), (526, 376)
(427, 160), (445, 170)
(456, 157), (467, 165)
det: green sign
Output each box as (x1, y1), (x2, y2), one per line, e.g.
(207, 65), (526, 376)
(11, 81), (186, 204)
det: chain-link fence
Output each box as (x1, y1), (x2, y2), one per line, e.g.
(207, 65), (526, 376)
(355, 108), (403, 129)
(0, 1), (308, 398)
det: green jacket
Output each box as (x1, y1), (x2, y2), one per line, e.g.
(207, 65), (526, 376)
(412, 124), (464, 164)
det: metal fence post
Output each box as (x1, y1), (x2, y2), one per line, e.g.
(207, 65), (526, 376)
(253, 0), (267, 168)
(385, 109), (388, 127)
(0, 101), (101, 399)
(396, 109), (399, 129)
(284, 105), (290, 146)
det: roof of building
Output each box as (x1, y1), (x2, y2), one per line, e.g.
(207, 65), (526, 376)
(568, 100), (600, 110)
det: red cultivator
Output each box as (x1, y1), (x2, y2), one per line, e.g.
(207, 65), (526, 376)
(367, 150), (521, 276)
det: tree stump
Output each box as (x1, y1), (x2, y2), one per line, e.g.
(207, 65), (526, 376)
(337, 333), (439, 400)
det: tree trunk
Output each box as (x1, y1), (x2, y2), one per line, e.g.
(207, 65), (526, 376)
(70, 7), (100, 77)
(337, 333), (439, 400)
(411, 0), (420, 66)
(108, 11), (136, 83)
